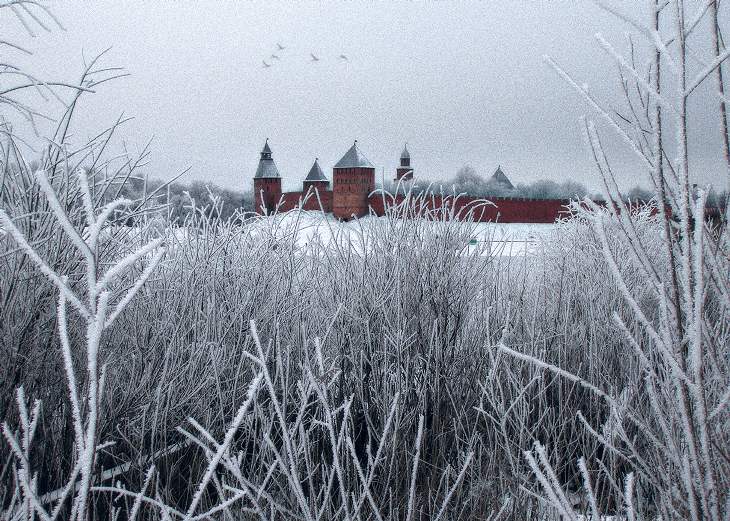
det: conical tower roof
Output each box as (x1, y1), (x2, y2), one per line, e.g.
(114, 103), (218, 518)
(254, 139), (281, 178)
(334, 140), (374, 168)
(400, 144), (410, 160)
(489, 165), (513, 189)
(305, 158), (328, 181)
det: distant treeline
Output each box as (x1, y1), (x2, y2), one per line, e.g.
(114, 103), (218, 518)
(384, 165), (727, 205)
(428, 165), (591, 199)
(116, 176), (254, 223)
(382, 165), (593, 200)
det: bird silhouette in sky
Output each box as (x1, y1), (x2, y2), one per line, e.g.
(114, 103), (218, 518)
(310, 53), (320, 62)
(276, 43), (285, 50)
(339, 54), (349, 62)
(262, 60), (271, 68)
(271, 54), (280, 60)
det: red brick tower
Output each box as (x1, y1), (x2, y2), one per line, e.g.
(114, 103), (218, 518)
(396, 144), (413, 181)
(333, 140), (375, 220)
(252, 139), (282, 214)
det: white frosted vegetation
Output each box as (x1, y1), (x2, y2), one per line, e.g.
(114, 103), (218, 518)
(1, 0), (729, 519)
(3, 161), (725, 520)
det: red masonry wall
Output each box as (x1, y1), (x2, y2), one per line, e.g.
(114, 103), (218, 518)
(253, 178), (282, 215)
(396, 167), (413, 181)
(477, 197), (572, 223)
(333, 167), (375, 220)
(302, 188), (333, 212)
(278, 189), (333, 213)
(278, 192), (302, 212)
(259, 183), (719, 224)
(303, 180), (329, 193)
(367, 194), (572, 223)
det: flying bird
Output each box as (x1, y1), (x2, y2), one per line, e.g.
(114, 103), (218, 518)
(310, 53), (319, 62)
(339, 54), (349, 61)
(262, 60), (271, 68)
(271, 54), (280, 60)
(276, 43), (285, 50)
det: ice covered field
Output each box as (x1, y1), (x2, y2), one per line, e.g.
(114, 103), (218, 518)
(243, 211), (559, 257)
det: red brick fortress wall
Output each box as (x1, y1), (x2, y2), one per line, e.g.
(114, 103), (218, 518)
(367, 193), (572, 223)
(478, 197), (573, 223)
(278, 189), (334, 213)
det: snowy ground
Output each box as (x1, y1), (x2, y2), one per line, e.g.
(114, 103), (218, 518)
(467, 221), (557, 256)
(246, 212), (558, 257)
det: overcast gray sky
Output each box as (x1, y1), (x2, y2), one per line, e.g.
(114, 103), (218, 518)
(5, 1), (726, 192)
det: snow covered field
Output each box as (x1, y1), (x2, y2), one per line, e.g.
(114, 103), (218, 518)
(245, 211), (559, 257)
(3, 194), (728, 520)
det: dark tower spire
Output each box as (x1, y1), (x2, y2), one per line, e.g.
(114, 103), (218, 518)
(396, 143), (413, 181)
(254, 138), (281, 179)
(261, 138), (272, 159)
(400, 144), (410, 166)
(303, 157), (330, 193)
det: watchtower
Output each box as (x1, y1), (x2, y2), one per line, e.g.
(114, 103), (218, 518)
(332, 140), (375, 220)
(252, 139), (282, 214)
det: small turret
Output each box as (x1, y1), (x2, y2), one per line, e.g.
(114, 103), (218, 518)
(303, 158), (329, 193)
(400, 144), (410, 165)
(396, 143), (413, 181)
